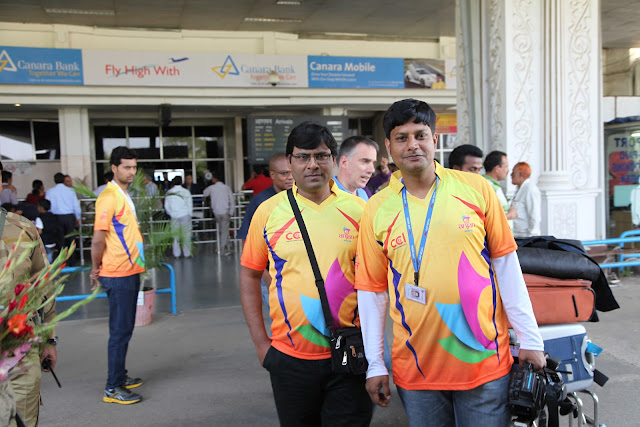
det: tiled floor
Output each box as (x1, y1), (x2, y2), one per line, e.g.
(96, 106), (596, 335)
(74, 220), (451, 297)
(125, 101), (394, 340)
(57, 243), (242, 321)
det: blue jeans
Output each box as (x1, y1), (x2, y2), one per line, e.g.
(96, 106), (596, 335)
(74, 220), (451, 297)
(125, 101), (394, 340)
(45, 247), (55, 264)
(100, 274), (140, 390)
(397, 373), (511, 427)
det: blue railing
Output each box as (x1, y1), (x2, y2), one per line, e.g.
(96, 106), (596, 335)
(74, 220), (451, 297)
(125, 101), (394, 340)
(583, 229), (640, 269)
(56, 262), (177, 314)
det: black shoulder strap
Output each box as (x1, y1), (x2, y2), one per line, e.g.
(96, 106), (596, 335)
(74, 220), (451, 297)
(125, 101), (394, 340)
(287, 189), (334, 331)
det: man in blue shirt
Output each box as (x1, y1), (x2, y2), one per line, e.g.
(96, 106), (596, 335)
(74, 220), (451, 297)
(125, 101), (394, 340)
(333, 136), (378, 201)
(237, 153), (293, 314)
(46, 172), (81, 262)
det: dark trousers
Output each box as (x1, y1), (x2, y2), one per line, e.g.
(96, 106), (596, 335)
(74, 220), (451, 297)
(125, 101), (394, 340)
(55, 213), (76, 248)
(263, 347), (373, 427)
(100, 274), (139, 390)
(56, 213), (77, 263)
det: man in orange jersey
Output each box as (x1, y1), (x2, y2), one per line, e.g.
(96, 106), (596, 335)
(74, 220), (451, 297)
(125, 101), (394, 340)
(91, 146), (145, 405)
(240, 122), (372, 426)
(356, 99), (544, 426)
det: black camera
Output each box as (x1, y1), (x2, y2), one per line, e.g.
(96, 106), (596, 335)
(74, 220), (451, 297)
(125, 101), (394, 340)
(509, 358), (568, 427)
(508, 362), (546, 421)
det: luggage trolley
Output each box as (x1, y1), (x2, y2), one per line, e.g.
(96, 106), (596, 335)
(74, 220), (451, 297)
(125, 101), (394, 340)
(510, 325), (605, 427)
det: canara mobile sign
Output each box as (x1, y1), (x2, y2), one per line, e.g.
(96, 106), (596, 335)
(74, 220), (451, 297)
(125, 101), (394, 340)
(0, 46), (455, 89)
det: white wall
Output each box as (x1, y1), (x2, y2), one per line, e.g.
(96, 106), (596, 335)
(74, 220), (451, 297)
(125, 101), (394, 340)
(6, 161), (61, 198)
(0, 22), (444, 58)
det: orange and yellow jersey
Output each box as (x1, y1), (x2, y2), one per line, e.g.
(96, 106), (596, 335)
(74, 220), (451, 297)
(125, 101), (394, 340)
(94, 182), (145, 277)
(241, 181), (365, 360)
(355, 162), (517, 390)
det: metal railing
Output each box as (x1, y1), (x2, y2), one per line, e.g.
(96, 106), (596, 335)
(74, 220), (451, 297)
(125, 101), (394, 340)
(583, 229), (640, 269)
(57, 262), (178, 314)
(75, 190), (252, 264)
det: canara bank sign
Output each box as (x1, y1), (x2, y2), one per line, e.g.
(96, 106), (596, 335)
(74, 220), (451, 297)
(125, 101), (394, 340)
(209, 54), (304, 87)
(212, 55), (296, 79)
(0, 46), (455, 89)
(0, 47), (83, 85)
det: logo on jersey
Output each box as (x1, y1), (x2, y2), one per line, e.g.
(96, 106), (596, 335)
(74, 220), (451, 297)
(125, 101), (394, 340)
(339, 226), (355, 242)
(458, 215), (475, 231)
(285, 231), (302, 241)
(390, 232), (407, 249)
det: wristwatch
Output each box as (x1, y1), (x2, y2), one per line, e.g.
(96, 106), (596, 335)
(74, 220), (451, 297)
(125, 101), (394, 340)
(46, 337), (58, 346)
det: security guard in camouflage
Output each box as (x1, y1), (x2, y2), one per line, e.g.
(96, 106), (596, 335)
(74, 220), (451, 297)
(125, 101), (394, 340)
(0, 196), (57, 425)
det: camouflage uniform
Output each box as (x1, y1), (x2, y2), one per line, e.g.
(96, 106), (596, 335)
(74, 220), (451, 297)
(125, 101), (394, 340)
(1, 210), (55, 427)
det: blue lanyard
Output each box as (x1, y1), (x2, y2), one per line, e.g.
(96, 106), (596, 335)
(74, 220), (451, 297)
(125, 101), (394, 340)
(401, 176), (439, 287)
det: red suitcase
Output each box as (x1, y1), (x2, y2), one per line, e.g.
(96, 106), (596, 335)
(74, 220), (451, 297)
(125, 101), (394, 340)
(507, 274), (595, 327)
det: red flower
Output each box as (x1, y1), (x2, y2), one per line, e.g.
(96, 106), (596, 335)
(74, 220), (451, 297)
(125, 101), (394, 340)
(7, 300), (17, 312)
(18, 293), (28, 310)
(14, 283), (26, 296)
(7, 314), (33, 337)
(60, 262), (67, 270)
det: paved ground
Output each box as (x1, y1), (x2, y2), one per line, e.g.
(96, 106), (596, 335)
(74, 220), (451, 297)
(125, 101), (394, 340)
(39, 277), (639, 426)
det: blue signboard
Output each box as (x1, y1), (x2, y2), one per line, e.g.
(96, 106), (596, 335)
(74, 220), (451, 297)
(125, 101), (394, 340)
(308, 56), (403, 88)
(0, 46), (83, 85)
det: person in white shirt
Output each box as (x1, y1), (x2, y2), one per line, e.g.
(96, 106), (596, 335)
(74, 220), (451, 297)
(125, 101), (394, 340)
(511, 162), (541, 237)
(203, 174), (235, 255)
(0, 170), (18, 206)
(164, 176), (194, 258)
(631, 185), (640, 226)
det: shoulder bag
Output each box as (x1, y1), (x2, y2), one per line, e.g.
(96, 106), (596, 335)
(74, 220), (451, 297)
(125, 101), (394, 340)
(287, 189), (368, 375)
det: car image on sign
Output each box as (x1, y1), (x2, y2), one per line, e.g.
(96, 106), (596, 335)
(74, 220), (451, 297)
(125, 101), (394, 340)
(405, 64), (437, 87)
(404, 60), (446, 88)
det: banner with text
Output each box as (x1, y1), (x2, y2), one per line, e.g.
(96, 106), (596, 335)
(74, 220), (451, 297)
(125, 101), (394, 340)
(0, 46), (83, 85)
(308, 56), (403, 88)
(0, 46), (457, 90)
(82, 50), (308, 87)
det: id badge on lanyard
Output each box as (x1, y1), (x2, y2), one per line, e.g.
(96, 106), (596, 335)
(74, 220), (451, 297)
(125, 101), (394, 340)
(401, 176), (439, 304)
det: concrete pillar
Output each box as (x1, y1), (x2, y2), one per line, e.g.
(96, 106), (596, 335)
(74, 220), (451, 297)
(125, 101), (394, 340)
(456, 0), (604, 239)
(58, 107), (93, 187)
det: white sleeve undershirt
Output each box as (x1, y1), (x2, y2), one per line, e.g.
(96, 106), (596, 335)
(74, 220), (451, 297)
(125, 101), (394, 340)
(357, 290), (389, 379)
(492, 251), (544, 350)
